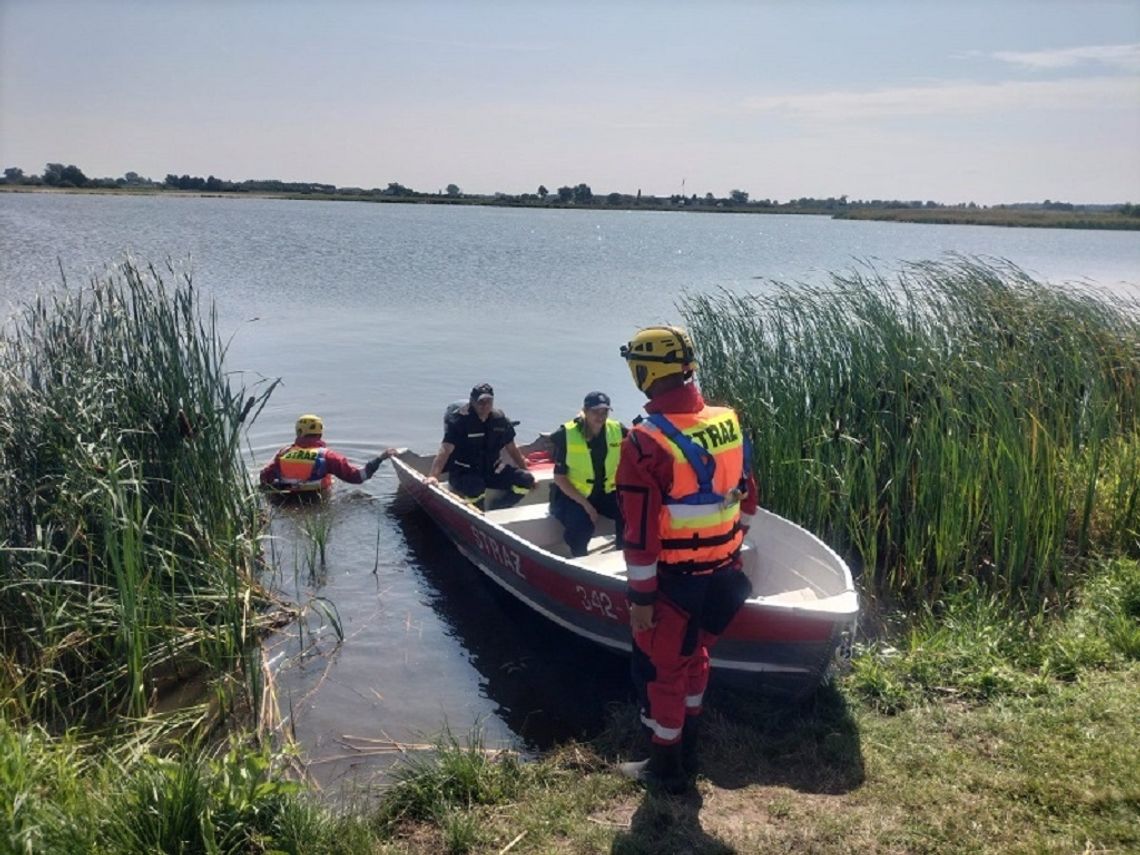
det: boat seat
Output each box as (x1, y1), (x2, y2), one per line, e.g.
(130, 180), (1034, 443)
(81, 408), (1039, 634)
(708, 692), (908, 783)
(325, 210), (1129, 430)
(482, 469), (552, 509)
(484, 501), (564, 548)
(485, 505), (622, 556)
(759, 587), (819, 604)
(571, 546), (626, 576)
(484, 502), (551, 524)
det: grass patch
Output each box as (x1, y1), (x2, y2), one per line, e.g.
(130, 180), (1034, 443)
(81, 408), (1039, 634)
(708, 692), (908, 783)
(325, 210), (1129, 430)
(5, 662), (1135, 853)
(0, 720), (353, 855)
(375, 729), (531, 828)
(370, 734), (628, 855)
(850, 559), (1140, 712)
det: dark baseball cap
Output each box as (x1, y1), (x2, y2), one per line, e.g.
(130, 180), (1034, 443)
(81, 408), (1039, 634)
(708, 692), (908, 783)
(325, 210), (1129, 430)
(470, 383), (494, 402)
(583, 391), (611, 410)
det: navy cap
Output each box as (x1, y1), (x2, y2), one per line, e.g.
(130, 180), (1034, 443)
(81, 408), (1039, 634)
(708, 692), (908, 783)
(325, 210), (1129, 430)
(470, 383), (494, 402)
(583, 391), (611, 410)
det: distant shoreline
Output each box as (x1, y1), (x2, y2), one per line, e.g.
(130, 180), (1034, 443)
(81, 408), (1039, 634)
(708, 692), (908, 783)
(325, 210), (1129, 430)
(4, 184), (1138, 231)
(834, 206), (1140, 231)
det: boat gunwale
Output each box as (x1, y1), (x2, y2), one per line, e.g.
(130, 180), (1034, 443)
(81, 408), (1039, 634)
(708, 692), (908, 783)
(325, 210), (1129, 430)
(390, 451), (858, 623)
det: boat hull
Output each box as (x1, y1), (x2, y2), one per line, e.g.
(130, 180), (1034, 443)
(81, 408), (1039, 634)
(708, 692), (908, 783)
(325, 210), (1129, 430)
(393, 456), (857, 696)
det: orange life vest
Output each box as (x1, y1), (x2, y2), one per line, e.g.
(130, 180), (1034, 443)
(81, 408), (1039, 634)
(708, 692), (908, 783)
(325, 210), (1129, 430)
(276, 444), (332, 492)
(637, 405), (745, 571)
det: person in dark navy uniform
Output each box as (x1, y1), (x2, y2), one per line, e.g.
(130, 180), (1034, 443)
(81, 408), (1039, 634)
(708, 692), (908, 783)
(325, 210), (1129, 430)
(425, 383), (535, 510)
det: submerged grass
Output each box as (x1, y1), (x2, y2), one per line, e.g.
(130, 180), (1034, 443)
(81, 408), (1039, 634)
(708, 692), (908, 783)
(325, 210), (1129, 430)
(0, 259), (278, 729)
(684, 257), (1140, 611)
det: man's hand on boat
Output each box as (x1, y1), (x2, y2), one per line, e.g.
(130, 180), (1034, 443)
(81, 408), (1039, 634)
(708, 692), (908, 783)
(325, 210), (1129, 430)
(364, 447), (402, 479)
(629, 602), (657, 633)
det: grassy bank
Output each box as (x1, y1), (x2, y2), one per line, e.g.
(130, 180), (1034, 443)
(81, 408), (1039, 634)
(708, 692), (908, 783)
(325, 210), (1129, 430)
(834, 207), (1140, 230)
(5, 558), (1137, 853)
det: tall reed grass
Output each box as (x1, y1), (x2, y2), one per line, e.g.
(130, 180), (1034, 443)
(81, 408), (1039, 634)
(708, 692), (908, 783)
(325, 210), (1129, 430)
(0, 259), (278, 728)
(685, 257), (1140, 609)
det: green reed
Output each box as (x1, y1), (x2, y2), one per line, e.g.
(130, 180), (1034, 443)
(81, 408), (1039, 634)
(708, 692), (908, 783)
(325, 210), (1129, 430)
(0, 259), (278, 728)
(2, 717), (330, 855)
(685, 257), (1140, 609)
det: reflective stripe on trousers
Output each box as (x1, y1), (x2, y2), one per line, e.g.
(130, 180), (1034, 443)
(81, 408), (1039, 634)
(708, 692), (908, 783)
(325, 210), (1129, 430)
(631, 598), (713, 746)
(630, 566), (751, 746)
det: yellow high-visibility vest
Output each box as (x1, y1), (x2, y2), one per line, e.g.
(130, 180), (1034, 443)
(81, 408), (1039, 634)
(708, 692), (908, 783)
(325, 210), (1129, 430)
(563, 418), (622, 496)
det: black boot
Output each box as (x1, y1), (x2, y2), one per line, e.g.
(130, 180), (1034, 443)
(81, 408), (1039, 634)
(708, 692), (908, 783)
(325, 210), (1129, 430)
(618, 742), (688, 795)
(681, 715), (701, 778)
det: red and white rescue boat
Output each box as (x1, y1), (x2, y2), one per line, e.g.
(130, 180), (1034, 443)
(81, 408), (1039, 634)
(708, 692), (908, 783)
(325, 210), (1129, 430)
(391, 442), (858, 696)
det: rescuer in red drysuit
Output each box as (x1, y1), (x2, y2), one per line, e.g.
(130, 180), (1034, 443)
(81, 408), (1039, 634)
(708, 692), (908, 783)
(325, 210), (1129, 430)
(615, 325), (758, 794)
(260, 413), (395, 498)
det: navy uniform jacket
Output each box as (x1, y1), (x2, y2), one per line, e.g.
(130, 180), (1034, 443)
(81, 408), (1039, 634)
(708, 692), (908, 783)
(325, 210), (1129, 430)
(443, 407), (516, 478)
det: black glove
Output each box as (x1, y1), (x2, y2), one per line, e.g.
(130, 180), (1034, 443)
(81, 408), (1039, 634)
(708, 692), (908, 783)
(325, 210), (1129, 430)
(364, 457), (383, 479)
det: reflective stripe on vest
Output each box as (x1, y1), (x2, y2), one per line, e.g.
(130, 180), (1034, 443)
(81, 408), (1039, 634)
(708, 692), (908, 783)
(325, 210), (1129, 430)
(563, 418), (622, 496)
(277, 445), (332, 492)
(637, 406), (745, 569)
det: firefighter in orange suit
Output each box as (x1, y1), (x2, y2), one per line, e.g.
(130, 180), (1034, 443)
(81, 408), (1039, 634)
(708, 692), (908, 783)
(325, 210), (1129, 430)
(615, 326), (758, 793)
(260, 414), (396, 498)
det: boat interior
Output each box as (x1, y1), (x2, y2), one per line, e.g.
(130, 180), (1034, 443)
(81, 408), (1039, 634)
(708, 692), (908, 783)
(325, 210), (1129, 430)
(400, 450), (853, 610)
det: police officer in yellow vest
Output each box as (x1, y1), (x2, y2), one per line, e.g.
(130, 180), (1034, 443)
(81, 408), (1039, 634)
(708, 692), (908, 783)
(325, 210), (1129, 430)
(549, 391), (628, 556)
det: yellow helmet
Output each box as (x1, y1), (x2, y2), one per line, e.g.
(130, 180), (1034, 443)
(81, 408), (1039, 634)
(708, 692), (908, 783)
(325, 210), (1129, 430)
(620, 325), (697, 393)
(295, 414), (324, 437)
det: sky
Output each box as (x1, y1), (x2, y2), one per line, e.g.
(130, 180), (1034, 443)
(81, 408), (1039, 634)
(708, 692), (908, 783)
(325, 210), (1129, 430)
(1, 0), (1138, 205)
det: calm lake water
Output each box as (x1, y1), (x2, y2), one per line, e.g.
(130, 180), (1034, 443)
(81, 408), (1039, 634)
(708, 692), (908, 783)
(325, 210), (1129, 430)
(2, 192), (1138, 787)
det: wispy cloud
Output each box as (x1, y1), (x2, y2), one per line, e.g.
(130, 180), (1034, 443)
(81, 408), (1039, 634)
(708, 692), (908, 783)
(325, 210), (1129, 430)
(379, 34), (553, 53)
(741, 77), (1139, 121)
(991, 43), (1140, 72)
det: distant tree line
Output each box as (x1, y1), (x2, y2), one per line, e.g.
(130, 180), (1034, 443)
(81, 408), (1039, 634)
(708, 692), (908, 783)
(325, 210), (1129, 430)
(3, 162), (1137, 217)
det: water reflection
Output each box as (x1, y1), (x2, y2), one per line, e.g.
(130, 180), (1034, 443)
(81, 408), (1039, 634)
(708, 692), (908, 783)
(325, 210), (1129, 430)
(259, 481), (631, 794)
(391, 497), (633, 749)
